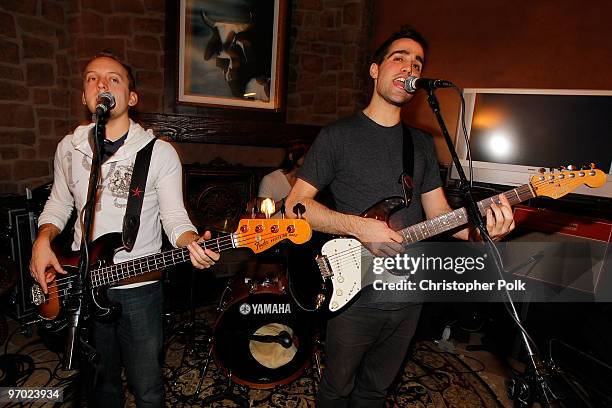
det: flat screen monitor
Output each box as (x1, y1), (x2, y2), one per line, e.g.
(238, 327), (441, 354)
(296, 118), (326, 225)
(450, 88), (612, 199)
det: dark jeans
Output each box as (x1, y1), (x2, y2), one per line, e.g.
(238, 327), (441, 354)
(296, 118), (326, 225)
(90, 282), (164, 408)
(316, 303), (422, 408)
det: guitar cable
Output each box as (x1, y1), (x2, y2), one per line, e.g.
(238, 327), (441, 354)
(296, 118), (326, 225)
(286, 267), (321, 313)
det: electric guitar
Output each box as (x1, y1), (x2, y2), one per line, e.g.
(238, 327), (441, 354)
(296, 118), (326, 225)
(312, 168), (607, 312)
(31, 218), (311, 321)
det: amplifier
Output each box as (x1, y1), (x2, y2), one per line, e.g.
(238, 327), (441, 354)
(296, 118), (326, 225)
(504, 205), (611, 297)
(1, 205), (38, 319)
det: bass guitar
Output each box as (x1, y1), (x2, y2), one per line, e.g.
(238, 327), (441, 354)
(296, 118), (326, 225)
(310, 167), (607, 312)
(32, 218), (311, 321)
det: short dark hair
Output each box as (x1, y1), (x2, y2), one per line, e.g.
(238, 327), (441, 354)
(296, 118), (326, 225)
(280, 144), (308, 172)
(371, 25), (428, 65)
(85, 50), (136, 92)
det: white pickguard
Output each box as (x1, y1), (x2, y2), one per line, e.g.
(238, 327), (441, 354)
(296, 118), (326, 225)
(321, 238), (406, 312)
(321, 238), (371, 312)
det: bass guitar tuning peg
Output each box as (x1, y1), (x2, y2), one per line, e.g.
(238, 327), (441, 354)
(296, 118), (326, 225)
(293, 203), (306, 219)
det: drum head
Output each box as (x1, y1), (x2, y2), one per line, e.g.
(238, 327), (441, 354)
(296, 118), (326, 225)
(214, 292), (314, 389)
(249, 323), (297, 369)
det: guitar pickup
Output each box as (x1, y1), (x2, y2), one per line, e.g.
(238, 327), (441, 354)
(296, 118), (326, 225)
(316, 255), (333, 279)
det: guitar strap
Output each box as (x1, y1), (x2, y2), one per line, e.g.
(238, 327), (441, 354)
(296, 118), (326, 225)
(122, 138), (157, 252)
(401, 123), (415, 207)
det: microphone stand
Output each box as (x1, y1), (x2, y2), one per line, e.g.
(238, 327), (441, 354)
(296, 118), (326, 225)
(424, 87), (562, 407)
(62, 110), (107, 370)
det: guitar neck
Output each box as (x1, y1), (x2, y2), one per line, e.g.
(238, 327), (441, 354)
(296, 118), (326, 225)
(400, 183), (535, 243)
(91, 234), (236, 288)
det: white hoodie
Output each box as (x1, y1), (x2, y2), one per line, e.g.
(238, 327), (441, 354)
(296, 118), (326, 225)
(39, 120), (197, 268)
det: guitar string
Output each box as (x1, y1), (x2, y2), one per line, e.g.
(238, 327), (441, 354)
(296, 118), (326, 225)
(49, 224), (306, 288)
(46, 225), (300, 287)
(305, 176), (588, 267)
(41, 227), (304, 297)
(39, 232), (293, 304)
(45, 229), (289, 293)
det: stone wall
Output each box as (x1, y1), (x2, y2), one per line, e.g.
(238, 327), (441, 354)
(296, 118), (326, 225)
(0, 0), (167, 194)
(0, 0), (71, 193)
(286, 0), (374, 125)
(0, 0), (373, 194)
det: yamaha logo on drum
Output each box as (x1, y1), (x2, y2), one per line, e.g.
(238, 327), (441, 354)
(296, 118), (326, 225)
(239, 302), (292, 315)
(239, 303), (252, 315)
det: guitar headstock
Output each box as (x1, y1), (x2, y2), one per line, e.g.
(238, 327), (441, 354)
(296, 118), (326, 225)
(531, 166), (606, 199)
(234, 218), (312, 254)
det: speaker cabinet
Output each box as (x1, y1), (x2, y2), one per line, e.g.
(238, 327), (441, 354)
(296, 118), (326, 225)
(1, 206), (37, 319)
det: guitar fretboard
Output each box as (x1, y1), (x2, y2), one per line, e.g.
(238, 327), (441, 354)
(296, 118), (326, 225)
(400, 184), (535, 244)
(89, 234), (236, 288)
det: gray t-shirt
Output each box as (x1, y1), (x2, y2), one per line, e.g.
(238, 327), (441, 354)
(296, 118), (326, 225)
(297, 111), (443, 307)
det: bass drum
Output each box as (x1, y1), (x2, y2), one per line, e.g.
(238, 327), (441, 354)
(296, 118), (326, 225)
(213, 280), (316, 389)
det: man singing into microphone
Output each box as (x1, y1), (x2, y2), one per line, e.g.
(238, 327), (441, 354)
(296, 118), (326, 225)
(29, 52), (220, 407)
(286, 26), (515, 406)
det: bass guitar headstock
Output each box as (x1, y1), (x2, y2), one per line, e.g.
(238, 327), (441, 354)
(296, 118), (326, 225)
(235, 218), (312, 254)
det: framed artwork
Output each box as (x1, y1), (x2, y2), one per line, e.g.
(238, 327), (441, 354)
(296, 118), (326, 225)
(178, 0), (287, 110)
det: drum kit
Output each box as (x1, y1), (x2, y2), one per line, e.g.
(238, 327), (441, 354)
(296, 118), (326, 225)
(171, 244), (325, 403)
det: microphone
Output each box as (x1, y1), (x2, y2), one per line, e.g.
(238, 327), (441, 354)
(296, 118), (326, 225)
(95, 91), (116, 115)
(404, 76), (454, 93)
(250, 330), (293, 348)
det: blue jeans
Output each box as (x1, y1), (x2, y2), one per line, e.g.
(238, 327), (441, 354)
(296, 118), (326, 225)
(90, 282), (164, 408)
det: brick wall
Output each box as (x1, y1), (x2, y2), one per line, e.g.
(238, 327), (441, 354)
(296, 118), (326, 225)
(0, 0), (166, 194)
(286, 0), (374, 125)
(66, 0), (166, 120)
(0, 0), (71, 194)
(0, 0), (373, 194)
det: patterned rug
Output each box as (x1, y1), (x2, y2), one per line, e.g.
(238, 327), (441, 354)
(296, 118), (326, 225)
(158, 307), (504, 408)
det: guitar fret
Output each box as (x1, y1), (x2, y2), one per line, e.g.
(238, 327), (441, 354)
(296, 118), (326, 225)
(406, 228), (418, 242)
(409, 227), (417, 242)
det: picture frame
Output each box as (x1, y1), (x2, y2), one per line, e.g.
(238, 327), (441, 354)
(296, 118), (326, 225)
(178, 0), (287, 111)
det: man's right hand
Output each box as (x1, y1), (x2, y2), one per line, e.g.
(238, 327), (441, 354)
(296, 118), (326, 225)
(29, 238), (65, 294)
(354, 217), (405, 257)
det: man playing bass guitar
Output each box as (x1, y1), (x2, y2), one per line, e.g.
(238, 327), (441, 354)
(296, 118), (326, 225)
(29, 52), (219, 407)
(285, 26), (515, 407)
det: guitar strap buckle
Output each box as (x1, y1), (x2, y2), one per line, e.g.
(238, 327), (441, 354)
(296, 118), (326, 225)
(401, 122), (415, 208)
(400, 173), (414, 207)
